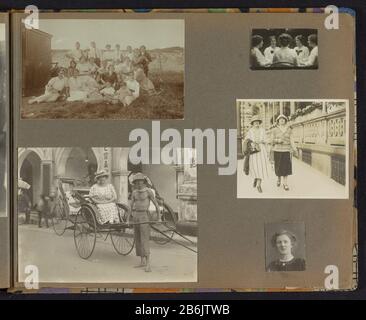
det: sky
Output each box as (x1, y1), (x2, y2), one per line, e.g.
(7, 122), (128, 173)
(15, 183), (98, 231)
(0, 24), (5, 41)
(39, 19), (184, 50)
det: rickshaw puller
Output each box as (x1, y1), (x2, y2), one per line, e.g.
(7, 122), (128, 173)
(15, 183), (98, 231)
(129, 173), (160, 273)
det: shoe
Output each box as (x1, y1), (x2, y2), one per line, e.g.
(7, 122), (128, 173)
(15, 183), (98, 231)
(253, 178), (258, 188)
(277, 179), (281, 187)
(283, 185), (289, 191)
(257, 185), (263, 193)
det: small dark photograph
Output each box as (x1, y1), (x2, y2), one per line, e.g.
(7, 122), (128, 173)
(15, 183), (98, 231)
(250, 29), (318, 70)
(265, 222), (306, 272)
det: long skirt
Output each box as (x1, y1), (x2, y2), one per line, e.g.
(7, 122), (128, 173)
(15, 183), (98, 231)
(274, 151), (292, 177)
(96, 203), (119, 224)
(33, 91), (59, 103)
(133, 211), (151, 257)
(67, 90), (87, 102)
(249, 144), (270, 180)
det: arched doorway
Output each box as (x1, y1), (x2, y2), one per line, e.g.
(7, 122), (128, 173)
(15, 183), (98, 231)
(19, 151), (42, 205)
(64, 148), (98, 186)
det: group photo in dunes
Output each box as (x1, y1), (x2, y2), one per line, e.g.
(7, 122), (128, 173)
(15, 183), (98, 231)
(21, 19), (185, 119)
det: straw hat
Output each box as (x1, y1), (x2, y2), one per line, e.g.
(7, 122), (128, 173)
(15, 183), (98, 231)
(131, 172), (148, 183)
(95, 170), (109, 180)
(250, 115), (262, 125)
(276, 114), (288, 123)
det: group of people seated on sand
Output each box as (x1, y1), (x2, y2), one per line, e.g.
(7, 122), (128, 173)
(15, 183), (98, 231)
(251, 33), (318, 68)
(29, 42), (160, 106)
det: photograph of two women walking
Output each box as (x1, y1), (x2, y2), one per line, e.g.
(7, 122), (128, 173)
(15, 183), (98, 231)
(237, 99), (348, 199)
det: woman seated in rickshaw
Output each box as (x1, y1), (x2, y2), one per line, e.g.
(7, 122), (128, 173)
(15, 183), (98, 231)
(89, 170), (120, 224)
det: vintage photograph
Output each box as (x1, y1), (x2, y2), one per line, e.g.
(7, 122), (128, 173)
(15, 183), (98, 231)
(17, 148), (197, 283)
(237, 99), (349, 199)
(250, 29), (318, 70)
(20, 19), (184, 119)
(0, 23), (6, 217)
(265, 221), (306, 272)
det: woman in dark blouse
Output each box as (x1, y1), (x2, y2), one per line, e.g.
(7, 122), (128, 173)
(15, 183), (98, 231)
(101, 64), (118, 89)
(267, 230), (305, 272)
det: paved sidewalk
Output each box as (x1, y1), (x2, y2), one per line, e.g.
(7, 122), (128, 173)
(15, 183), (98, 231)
(18, 224), (197, 284)
(237, 158), (347, 199)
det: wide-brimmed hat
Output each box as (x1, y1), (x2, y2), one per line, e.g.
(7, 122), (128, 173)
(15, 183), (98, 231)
(276, 114), (288, 123)
(250, 115), (262, 125)
(131, 172), (148, 183)
(95, 170), (109, 180)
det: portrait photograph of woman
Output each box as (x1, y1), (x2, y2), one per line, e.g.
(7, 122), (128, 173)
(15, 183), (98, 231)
(237, 99), (349, 199)
(265, 222), (306, 272)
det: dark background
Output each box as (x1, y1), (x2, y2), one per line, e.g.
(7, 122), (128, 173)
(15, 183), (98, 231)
(0, 0), (365, 301)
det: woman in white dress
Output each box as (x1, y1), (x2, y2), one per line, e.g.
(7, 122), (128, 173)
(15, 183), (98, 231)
(29, 68), (68, 104)
(250, 35), (271, 68)
(89, 171), (120, 224)
(272, 33), (297, 67)
(244, 115), (271, 193)
(294, 35), (309, 65)
(66, 68), (87, 102)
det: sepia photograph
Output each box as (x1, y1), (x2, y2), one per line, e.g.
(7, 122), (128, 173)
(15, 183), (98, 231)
(265, 221), (306, 272)
(17, 147), (197, 283)
(250, 29), (318, 70)
(0, 24), (6, 217)
(20, 19), (184, 119)
(237, 99), (349, 199)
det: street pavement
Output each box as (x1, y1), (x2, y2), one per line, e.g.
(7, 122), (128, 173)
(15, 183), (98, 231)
(18, 224), (197, 284)
(237, 158), (347, 199)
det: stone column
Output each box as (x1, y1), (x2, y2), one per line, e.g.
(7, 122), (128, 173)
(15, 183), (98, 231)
(290, 101), (296, 115)
(111, 148), (130, 204)
(176, 152), (197, 222)
(237, 101), (243, 158)
(322, 101), (327, 114)
(41, 160), (53, 195)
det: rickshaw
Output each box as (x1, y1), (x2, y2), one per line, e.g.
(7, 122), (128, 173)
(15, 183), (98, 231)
(51, 177), (91, 236)
(53, 176), (195, 259)
(71, 190), (134, 259)
(72, 188), (196, 260)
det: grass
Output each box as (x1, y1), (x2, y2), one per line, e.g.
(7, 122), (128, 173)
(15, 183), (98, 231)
(21, 71), (184, 120)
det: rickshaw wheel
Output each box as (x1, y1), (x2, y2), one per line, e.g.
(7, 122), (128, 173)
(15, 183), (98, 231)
(111, 203), (135, 255)
(52, 201), (68, 236)
(74, 206), (97, 259)
(111, 229), (135, 256)
(151, 203), (177, 245)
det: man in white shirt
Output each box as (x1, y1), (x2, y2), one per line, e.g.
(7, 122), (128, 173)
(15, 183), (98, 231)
(263, 36), (279, 64)
(114, 44), (122, 62)
(88, 41), (102, 66)
(102, 44), (114, 64)
(299, 34), (318, 68)
(125, 45), (134, 61)
(66, 41), (83, 62)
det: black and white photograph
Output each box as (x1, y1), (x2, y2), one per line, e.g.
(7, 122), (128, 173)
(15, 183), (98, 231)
(17, 147), (197, 283)
(21, 19), (184, 119)
(265, 222), (306, 272)
(237, 99), (349, 198)
(250, 29), (318, 70)
(0, 23), (7, 217)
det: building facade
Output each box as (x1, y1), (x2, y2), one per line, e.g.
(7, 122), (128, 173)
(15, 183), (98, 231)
(18, 147), (197, 223)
